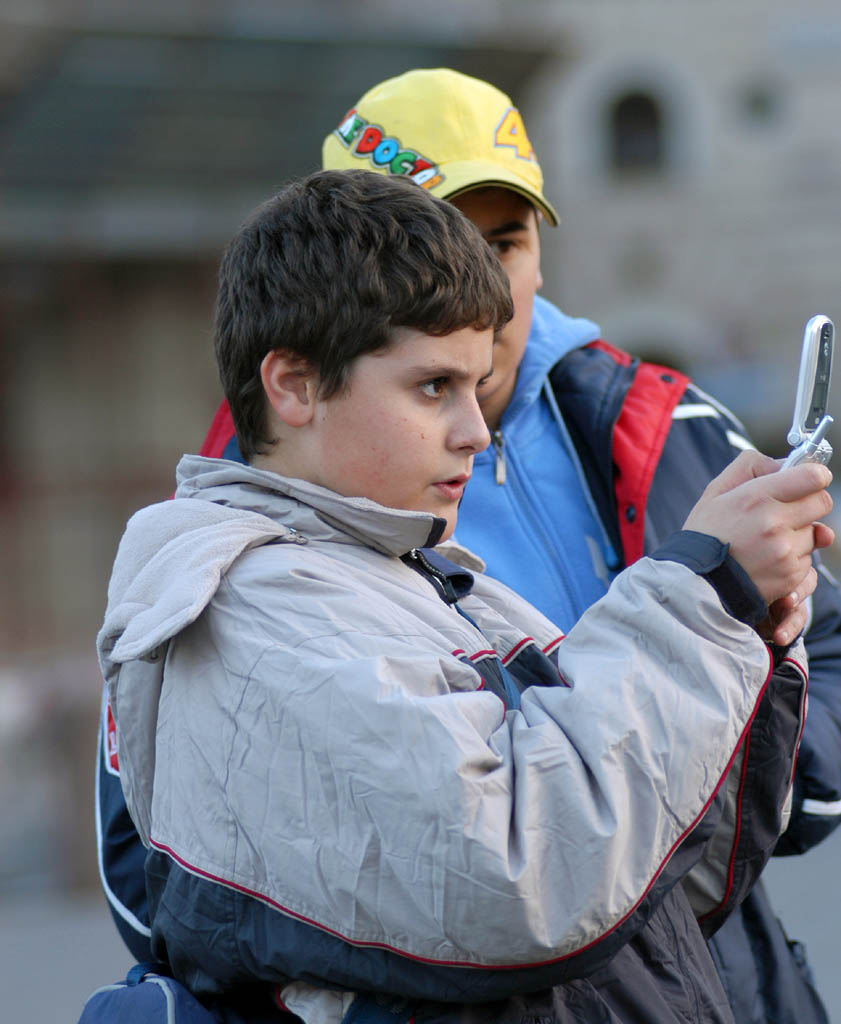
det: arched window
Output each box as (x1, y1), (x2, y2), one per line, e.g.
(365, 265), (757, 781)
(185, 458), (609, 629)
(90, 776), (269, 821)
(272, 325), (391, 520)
(608, 91), (665, 174)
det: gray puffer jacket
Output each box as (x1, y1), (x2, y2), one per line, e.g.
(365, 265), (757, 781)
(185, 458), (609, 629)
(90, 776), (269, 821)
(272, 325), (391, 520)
(97, 455), (807, 1024)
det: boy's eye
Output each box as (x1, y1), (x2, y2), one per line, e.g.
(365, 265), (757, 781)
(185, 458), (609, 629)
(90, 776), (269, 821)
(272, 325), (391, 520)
(420, 377), (448, 398)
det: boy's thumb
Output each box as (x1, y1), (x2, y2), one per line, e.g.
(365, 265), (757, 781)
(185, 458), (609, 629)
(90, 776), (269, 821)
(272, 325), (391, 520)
(703, 449), (778, 498)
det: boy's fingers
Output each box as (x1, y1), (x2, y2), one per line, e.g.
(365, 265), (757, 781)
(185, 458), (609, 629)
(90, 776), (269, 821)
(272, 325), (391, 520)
(763, 461), (832, 501)
(789, 565), (818, 605)
(813, 522), (836, 550)
(702, 450), (779, 498)
(738, 493), (832, 546)
(782, 489), (835, 531)
(761, 566), (819, 645)
(740, 471), (833, 533)
(770, 604), (809, 647)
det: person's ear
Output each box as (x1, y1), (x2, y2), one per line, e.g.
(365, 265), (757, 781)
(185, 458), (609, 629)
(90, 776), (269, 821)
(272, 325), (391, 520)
(260, 350), (317, 427)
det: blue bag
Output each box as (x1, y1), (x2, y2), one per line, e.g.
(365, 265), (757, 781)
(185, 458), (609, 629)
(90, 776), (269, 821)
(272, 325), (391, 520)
(78, 962), (218, 1023)
(78, 962), (415, 1023)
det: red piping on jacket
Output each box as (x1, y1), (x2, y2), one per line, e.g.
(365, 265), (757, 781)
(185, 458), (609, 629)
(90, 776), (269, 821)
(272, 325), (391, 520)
(148, 647), (774, 974)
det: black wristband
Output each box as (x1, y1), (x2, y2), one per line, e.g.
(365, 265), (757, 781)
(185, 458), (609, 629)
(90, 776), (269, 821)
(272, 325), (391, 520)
(651, 530), (768, 627)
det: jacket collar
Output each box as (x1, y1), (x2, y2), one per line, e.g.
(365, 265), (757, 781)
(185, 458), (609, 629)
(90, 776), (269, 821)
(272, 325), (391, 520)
(175, 454), (446, 557)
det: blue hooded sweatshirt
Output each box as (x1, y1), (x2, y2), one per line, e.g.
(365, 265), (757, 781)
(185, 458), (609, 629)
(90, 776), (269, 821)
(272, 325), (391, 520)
(454, 296), (615, 632)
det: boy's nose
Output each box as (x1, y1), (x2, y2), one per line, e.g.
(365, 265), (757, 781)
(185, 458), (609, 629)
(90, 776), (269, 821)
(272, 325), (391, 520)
(454, 396), (491, 454)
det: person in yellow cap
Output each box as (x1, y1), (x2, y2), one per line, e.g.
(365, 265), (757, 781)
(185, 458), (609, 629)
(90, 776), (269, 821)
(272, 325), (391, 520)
(319, 68), (841, 1024)
(93, 69), (841, 1024)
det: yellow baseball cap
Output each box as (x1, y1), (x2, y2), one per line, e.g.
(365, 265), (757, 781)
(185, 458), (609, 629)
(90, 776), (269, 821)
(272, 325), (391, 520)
(321, 68), (559, 226)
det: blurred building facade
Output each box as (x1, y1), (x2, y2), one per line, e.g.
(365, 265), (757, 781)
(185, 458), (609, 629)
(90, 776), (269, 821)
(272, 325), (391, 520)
(2, 0), (841, 892)
(525, 2), (841, 441)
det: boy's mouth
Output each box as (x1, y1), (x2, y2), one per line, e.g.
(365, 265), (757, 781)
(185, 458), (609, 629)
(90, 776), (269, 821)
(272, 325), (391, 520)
(432, 474), (470, 500)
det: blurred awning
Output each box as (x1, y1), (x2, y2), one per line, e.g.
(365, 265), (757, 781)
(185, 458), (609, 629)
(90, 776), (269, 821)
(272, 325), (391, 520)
(0, 30), (553, 256)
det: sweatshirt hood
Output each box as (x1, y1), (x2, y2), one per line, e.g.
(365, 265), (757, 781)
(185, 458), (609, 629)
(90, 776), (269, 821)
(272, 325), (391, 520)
(502, 296), (600, 427)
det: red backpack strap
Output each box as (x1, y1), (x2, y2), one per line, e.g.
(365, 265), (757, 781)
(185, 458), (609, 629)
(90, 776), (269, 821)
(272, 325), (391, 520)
(199, 399), (236, 458)
(586, 338), (633, 367)
(587, 342), (689, 564)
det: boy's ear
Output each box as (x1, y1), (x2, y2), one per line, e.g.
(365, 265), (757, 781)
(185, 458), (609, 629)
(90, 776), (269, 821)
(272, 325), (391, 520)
(260, 350), (318, 427)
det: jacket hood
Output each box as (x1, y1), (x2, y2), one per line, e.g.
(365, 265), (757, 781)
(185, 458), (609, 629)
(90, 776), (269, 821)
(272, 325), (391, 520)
(102, 455), (447, 669)
(97, 454), (446, 845)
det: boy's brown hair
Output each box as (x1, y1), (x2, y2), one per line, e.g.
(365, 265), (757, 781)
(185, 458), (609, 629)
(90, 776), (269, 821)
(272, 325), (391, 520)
(214, 169), (513, 460)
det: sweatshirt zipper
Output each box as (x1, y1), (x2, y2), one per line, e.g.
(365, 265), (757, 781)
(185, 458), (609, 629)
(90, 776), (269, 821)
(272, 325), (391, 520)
(491, 430), (507, 485)
(487, 425), (590, 619)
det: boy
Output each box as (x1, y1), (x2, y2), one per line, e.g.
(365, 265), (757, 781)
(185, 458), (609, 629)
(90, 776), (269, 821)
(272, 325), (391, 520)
(98, 169), (833, 1023)
(195, 71), (841, 1020)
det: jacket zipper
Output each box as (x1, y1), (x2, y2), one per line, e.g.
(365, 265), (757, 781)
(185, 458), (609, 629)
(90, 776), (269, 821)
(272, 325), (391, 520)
(408, 548), (522, 710)
(407, 548), (458, 604)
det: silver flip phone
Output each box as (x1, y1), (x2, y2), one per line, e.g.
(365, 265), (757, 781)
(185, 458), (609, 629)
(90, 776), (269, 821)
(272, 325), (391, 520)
(783, 315), (834, 469)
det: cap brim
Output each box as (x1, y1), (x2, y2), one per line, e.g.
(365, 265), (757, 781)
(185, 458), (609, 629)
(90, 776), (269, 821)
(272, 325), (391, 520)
(435, 161), (559, 227)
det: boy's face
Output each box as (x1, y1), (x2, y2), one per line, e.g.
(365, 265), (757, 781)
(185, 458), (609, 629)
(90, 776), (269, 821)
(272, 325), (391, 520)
(450, 188), (543, 431)
(305, 326), (493, 541)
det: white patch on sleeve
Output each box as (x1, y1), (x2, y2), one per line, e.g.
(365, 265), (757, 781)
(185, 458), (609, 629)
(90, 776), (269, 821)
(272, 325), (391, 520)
(801, 797), (841, 816)
(672, 403), (720, 420)
(725, 430), (756, 451)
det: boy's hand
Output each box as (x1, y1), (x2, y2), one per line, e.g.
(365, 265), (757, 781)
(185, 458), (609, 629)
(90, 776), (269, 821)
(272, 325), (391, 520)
(759, 568), (817, 646)
(682, 451), (834, 640)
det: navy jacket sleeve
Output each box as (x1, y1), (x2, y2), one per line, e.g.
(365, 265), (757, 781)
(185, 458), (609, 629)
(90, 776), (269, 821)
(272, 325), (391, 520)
(96, 688), (153, 961)
(647, 385), (841, 857)
(95, 407), (243, 961)
(775, 558), (841, 853)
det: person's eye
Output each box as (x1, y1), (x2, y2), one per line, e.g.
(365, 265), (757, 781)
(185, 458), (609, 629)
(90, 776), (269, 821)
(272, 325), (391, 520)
(488, 238), (515, 257)
(420, 377), (448, 399)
